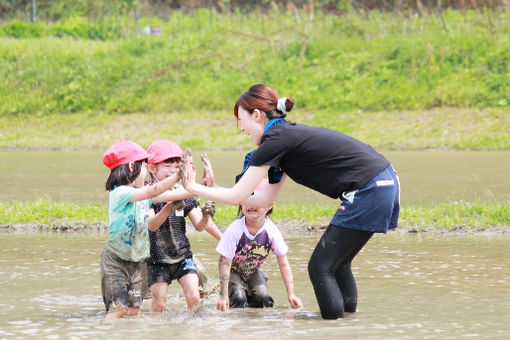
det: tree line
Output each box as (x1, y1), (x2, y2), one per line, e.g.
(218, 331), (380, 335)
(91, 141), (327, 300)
(1, 0), (509, 22)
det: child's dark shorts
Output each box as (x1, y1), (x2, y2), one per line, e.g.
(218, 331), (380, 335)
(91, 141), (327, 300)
(229, 268), (273, 308)
(147, 256), (198, 287)
(331, 164), (400, 233)
(100, 247), (143, 313)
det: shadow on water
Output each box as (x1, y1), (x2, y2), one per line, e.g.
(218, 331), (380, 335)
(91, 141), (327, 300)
(1, 232), (509, 338)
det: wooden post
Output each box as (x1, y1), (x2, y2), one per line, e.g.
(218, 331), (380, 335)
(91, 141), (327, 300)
(32, 0), (36, 23)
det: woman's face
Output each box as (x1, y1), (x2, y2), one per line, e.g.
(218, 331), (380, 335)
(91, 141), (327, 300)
(238, 106), (265, 146)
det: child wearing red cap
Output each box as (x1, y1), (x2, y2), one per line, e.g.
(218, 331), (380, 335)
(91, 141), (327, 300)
(216, 179), (303, 311)
(145, 139), (222, 313)
(100, 141), (190, 319)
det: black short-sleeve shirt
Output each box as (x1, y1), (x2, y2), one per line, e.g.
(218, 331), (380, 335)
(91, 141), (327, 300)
(148, 197), (199, 264)
(249, 122), (389, 199)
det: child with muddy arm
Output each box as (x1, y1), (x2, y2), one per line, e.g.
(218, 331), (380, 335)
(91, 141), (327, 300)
(215, 179), (302, 311)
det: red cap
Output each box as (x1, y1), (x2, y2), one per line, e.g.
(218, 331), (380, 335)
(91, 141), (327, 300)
(102, 141), (151, 170)
(147, 139), (183, 165)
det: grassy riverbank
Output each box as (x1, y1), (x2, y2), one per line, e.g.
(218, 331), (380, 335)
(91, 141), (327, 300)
(1, 9), (509, 233)
(1, 9), (509, 151)
(1, 9), (509, 117)
(1, 198), (509, 234)
(1, 108), (509, 151)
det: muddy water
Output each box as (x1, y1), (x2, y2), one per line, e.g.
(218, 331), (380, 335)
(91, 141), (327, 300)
(0, 232), (509, 339)
(0, 151), (509, 206)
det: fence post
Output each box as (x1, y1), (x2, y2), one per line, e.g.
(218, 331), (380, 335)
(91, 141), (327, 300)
(32, 0), (36, 23)
(135, 0), (140, 34)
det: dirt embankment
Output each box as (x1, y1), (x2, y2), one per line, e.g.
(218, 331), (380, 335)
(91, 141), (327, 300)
(1, 221), (509, 237)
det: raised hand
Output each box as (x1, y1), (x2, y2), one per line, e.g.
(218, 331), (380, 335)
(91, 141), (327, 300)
(201, 200), (215, 218)
(179, 148), (196, 189)
(200, 152), (216, 187)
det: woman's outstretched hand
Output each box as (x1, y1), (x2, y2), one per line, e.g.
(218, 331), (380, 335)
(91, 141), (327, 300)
(179, 148), (196, 189)
(200, 152), (216, 187)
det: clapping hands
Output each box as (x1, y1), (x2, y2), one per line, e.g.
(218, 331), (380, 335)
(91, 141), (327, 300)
(179, 148), (195, 189)
(200, 152), (216, 187)
(179, 149), (216, 189)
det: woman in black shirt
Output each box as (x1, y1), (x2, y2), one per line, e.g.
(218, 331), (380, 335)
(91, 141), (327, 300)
(181, 84), (400, 319)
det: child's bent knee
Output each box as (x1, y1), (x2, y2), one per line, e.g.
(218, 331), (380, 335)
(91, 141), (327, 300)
(151, 297), (167, 313)
(229, 289), (247, 308)
(248, 294), (274, 308)
(186, 293), (200, 308)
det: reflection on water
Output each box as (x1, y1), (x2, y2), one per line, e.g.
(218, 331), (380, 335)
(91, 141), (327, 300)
(1, 232), (509, 338)
(0, 151), (509, 206)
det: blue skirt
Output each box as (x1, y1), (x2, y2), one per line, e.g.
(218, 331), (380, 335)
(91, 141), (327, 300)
(331, 164), (400, 234)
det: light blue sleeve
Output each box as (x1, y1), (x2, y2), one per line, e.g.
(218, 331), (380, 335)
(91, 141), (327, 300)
(110, 186), (136, 212)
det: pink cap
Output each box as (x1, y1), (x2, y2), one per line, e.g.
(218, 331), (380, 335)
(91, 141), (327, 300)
(102, 141), (151, 170)
(147, 139), (183, 165)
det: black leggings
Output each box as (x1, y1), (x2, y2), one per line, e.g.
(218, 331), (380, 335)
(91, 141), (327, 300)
(308, 224), (373, 319)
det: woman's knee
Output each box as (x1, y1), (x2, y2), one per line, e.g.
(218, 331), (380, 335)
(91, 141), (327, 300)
(308, 255), (329, 282)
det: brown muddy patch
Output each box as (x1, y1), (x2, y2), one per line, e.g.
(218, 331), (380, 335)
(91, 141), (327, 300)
(1, 221), (508, 237)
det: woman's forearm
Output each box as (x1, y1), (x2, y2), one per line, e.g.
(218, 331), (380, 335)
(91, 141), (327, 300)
(153, 186), (193, 203)
(187, 183), (246, 205)
(185, 165), (271, 205)
(130, 173), (180, 202)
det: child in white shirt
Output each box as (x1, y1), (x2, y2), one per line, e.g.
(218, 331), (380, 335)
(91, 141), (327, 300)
(215, 179), (303, 311)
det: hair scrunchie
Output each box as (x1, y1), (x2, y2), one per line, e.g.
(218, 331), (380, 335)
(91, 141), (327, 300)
(277, 97), (287, 115)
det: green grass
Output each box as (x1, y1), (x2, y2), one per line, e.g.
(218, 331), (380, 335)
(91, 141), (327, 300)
(1, 10), (509, 151)
(400, 200), (510, 232)
(1, 9), (509, 118)
(1, 198), (509, 232)
(1, 107), (508, 151)
(0, 196), (107, 224)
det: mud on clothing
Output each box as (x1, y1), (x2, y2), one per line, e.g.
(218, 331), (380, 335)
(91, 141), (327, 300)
(100, 247), (143, 313)
(216, 216), (288, 281)
(148, 197), (199, 265)
(101, 185), (152, 312)
(105, 185), (153, 262)
(228, 268), (274, 308)
(147, 256), (198, 286)
(216, 216), (286, 308)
